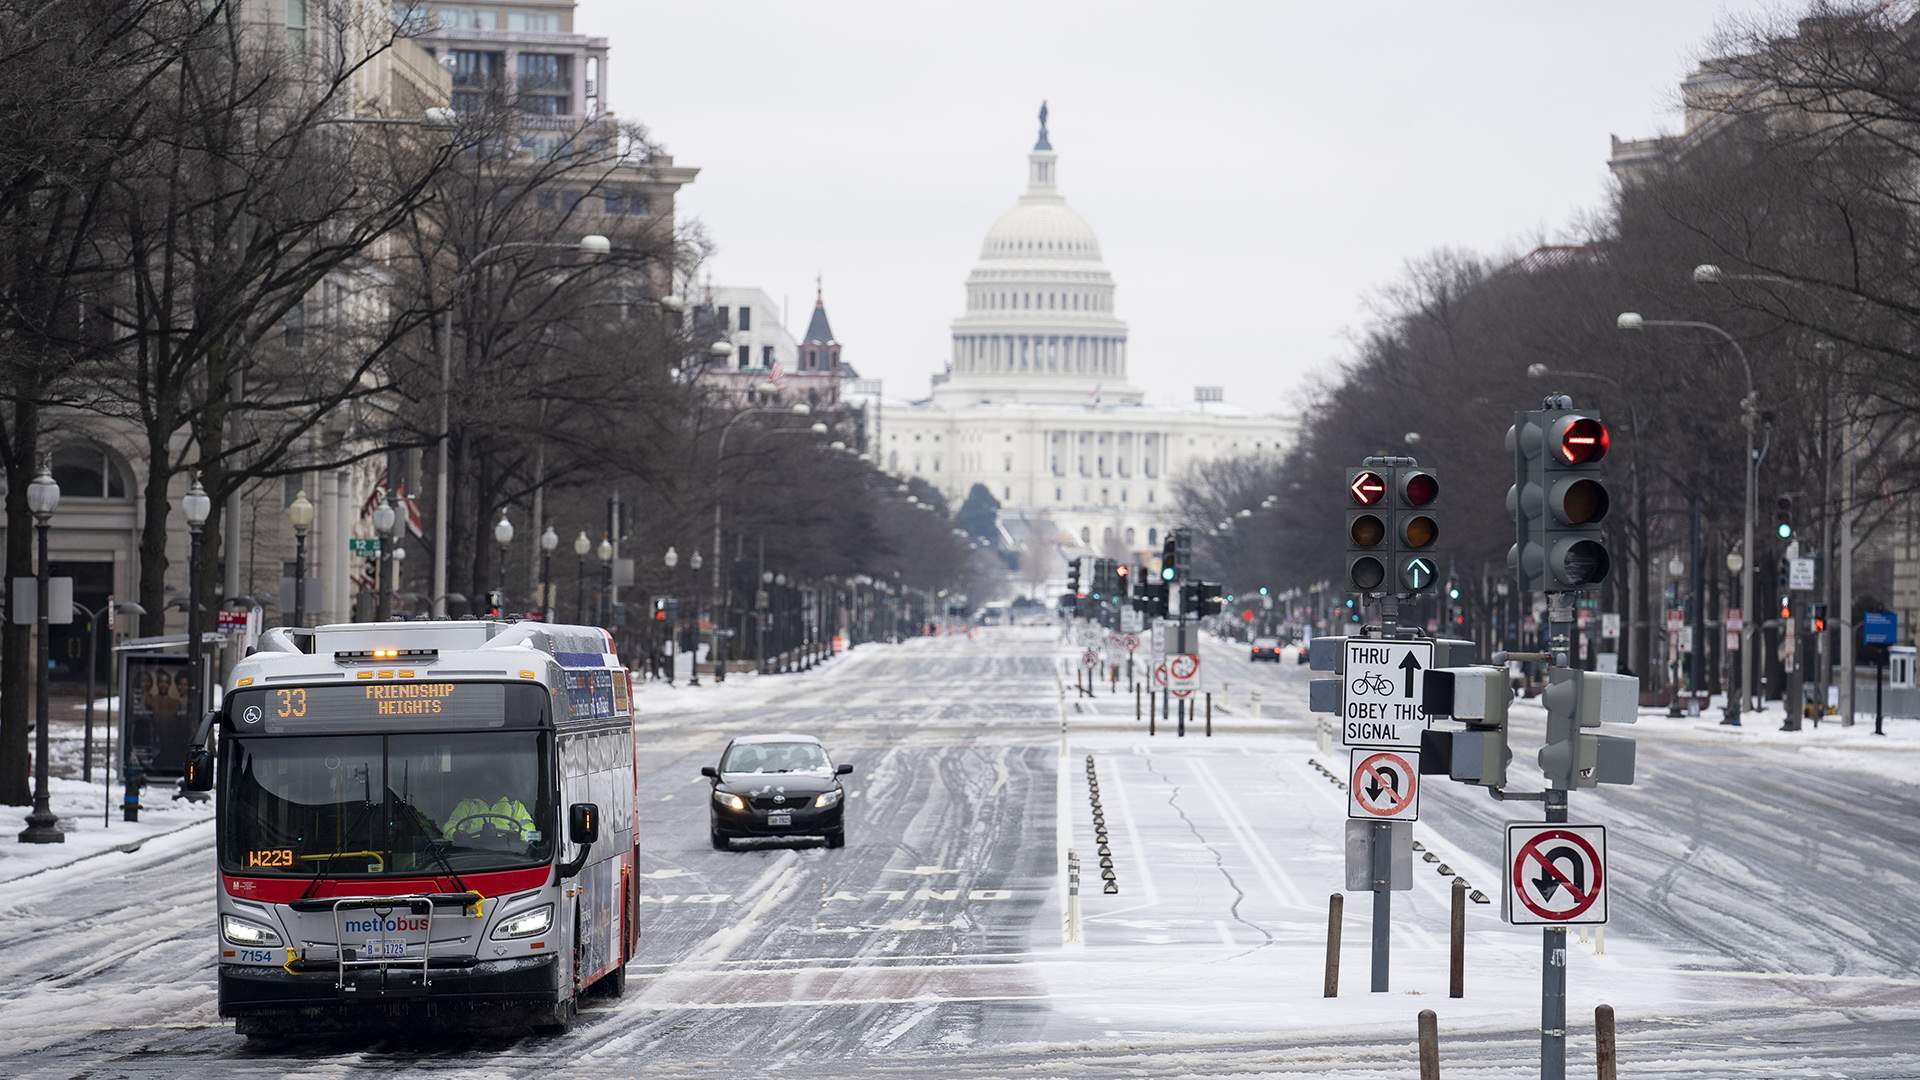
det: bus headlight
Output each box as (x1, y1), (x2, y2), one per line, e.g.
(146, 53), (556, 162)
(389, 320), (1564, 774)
(712, 790), (746, 811)
(813, 789), (842, 808)
(491, 904), (553, 940)
(222, 914), (283, 948)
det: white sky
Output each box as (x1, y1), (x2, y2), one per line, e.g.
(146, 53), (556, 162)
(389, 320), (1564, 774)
(585, 1), (1740, 413)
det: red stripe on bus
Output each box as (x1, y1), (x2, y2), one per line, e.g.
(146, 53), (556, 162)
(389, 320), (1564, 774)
(224, 865), (550, 904)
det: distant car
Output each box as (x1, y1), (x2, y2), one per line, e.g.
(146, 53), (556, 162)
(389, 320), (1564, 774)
(1250, 637), (1283, 662)
(704, 733), (853, 850)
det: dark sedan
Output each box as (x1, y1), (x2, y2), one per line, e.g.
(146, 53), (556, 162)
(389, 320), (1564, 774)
(704, 734), (853, 849)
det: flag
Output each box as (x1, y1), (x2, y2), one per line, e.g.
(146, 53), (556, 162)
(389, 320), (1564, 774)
(395, 482), (426, 538)
(767, 357), (786, 388)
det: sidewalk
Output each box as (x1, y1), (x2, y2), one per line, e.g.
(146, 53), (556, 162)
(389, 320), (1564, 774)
(0, 775), (212, 887)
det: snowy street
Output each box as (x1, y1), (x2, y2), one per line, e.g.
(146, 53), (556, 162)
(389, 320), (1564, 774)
(3, 627), (1919, 1077)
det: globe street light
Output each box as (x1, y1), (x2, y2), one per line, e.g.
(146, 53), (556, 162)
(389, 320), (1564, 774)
(286, 489), (315, 628)
(375, 495), (404, 620)
(573, 530), (591, 622)
(540, 525), (559, 621)
(494, 513), (514, 610)
(17, 464), (62, 843)
(664, 546), (679, 569)
(179, 476), (211, 827)
(597, 536), (614, 627)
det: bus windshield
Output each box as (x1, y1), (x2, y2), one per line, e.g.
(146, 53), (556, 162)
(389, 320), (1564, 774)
(221, 731), (554, 877)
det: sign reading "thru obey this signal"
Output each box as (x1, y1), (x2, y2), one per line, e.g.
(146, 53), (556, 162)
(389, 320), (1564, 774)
(1341, 638), (1431, 748)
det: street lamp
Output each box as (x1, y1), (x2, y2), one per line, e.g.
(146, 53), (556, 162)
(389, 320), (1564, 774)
(597, 536), (614, 628)
(540, 525), (559, 621)
(434, 234), (611, 618)
(665, 546), (679, 569)
(374, 495), (404, 620)
(181, 475), (211, 809)
(287, 489), (314, 628)
(573, 530), (591, 622)
(494, 513), (514, 611)
(1618, 311), (1758, 716)
(18, 464), (61, 843)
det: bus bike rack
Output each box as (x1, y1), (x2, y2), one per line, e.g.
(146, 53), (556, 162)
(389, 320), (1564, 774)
(288, 893), (480, 995)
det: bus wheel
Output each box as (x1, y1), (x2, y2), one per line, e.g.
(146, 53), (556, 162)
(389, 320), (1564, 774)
(596, 963), (627, 999)
(532, 998), (576, 1036)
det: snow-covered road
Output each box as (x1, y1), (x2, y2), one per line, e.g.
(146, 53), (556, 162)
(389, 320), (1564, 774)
(1, 627), (1917, 1077)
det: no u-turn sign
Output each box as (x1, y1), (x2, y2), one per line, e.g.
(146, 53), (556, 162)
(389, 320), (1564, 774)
(1504, 823), (1608, 926)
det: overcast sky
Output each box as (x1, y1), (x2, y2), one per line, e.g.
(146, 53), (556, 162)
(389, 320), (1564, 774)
(586, 1), (1740, 412)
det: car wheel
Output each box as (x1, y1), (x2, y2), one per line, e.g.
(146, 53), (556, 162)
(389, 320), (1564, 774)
(710, 829), (730, 850)
(825, 829), (845, 849)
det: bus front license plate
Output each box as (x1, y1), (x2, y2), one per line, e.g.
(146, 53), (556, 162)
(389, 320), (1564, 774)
(767, 813), (791, 827)
(364, 941), (407, 958)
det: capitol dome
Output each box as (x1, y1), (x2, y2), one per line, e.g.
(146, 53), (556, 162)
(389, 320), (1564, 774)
(936, 104), (1140, 407)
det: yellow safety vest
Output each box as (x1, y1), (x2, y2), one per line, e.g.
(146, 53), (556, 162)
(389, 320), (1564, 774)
(444, 796), (535, 840)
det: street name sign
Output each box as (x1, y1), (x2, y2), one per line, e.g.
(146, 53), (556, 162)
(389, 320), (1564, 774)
(1348, 749), (1420, 821)
(1504, 823), (1608, 926)
(348, 537), (379, 556)
(1340, 637), (1432, 748)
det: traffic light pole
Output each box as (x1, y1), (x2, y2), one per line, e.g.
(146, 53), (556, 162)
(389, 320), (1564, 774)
(1540, 590), (1576, 1080)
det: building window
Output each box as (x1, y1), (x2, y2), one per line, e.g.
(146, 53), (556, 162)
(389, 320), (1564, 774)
(437, 6), (498, 30)
(1147, 489), (1155, 503)
(738, 306), (752, 331)
(286, 0), (307, 52)
(517, 52), (570, 90)
(1004, 486), (1011, 500)
(717, 306), (730, 329)
(762, 345), (774, 368)
(604, 192), (648, 215)
(1125, 527), (1136, 544)
(447, 50), (502, 87)
(1054, 486), (1063, 502)
(506, 10), (561, 31)
(1003, 455), (1012, 472)
(1080, 526), (1091, 544)
(933, 457), (942, 472)
(50, 443), (128, 499)
(1148, 527), (1159, 546)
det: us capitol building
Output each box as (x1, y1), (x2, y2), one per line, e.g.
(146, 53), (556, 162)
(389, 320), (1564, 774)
(872, 105), (1295, 567)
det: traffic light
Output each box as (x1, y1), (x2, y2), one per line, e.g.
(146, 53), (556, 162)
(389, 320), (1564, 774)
(1183, 581), (1224, 617)
(1067, 557), (1085, 598)
(1421, 667), (1513, 788)
(1132, 579), (1166, 618)
(1775, 495), (1793, 540)
(1510, 407), (1612, 593)
(651, 599), (668, 623)
(1258, 585), (1269, 596)
(1397, 467), (1440, 592)
(1539, 668), (1637, 789)
(1346, 467), (1389, 593)
(1812, 602), (1828, 634)
(1779, 594), (1792, 620)
(1172, 528), (1192, 578)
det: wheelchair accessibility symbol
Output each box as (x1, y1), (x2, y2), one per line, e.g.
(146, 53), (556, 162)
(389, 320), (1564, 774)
(242, 705), (263, 725)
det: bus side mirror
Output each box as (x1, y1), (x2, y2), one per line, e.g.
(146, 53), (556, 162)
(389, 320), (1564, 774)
(835, 764), (853, 776)
(569, 802), (599, 845)
(183, 748), (215, 791)
(700, 766), (718, 780)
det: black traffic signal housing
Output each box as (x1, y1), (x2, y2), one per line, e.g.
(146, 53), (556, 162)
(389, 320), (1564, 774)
(1066, 558), (1083, 597)
(1131, 579), (1167, 618)
(1183, 581), (1225, 617)
(1396, 467), (1440, 592)
(1346, 467), (1390, 593)
(651, 598), (668, 623)
(1510, 407), (1611, 593)
(1172, 528), (1193, 578)
(1812, 601), (1828, 635)
(1775, 495), (1794, 540)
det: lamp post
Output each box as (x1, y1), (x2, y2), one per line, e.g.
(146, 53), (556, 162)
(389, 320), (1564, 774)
(182, 476), (212, 809)
(18, 464), (62, 843)
(710, 400), (812, 682)
(573, 530), (590, 622)
(1725, 550), (1745, 726)
(540, 525), (558, 621)
(1617, 312), (1759, 715)
(662, 547), (679, 682)
(287, 489), (314, 628)
(372, 498), (397, 620)
(688, 549), (704, 685)
(434, 235), (614, 617)
(493, 514), (514, 612)
(597, 536), (614, 628)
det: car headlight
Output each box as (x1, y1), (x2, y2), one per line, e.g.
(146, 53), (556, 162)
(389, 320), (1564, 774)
(222, 914), (283, 948)
(713, 790), (746, 811)
(814, 789), (842, 808)
(490, 904), (554, 940)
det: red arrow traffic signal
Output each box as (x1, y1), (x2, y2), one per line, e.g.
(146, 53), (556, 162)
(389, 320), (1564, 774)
(1349, 470), (1386, 505)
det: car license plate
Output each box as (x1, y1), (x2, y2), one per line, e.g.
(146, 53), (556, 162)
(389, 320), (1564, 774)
(363, 941), (407, 958)
(767, 812), (791, 827)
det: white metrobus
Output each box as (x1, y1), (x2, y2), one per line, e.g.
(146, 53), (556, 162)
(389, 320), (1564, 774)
(187, 619), (638, 1036)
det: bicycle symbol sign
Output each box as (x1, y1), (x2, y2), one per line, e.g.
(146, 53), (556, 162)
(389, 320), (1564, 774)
(1340, 638), (1432, 749)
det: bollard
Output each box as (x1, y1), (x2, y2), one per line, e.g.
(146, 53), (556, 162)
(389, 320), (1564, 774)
(1595, 1004), (1617, 1080)
(1323, 893), (1343, 997)
(1136, 684), (1142, 722)
(1205, 692), (1212, 737)
(1251, 689), (1261, 721)
(1149, 691), (1157, 736)
(1417, 1009), (1440, 1080)
(1449, 877), (1466, 999)
(1178, 697), (1186, 737)
(1065, 850), (1083, 945)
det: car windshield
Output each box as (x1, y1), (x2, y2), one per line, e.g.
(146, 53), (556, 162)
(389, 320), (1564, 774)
(220, 732), (553, 876)
(722, 741), (830, 774)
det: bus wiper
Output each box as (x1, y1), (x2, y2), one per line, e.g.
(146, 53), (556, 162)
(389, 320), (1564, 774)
(296, 851), (386, 900)
(424, 840), (470, 899)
